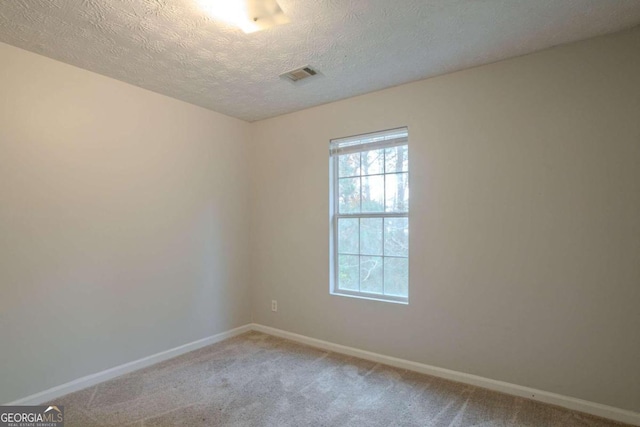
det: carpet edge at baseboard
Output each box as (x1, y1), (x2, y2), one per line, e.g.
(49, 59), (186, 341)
(250, 323), (639, 426)
(4, 324), (253, 406)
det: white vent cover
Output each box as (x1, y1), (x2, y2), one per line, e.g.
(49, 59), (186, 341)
(280, 66), (318, 82)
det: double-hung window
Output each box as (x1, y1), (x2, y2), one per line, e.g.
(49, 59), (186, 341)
(330, 127), (409, 303)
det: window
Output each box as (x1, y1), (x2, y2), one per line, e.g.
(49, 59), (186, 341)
(330, 128), (409, 303)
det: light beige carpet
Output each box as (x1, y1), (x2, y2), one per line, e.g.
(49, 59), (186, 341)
(48, 331), (628, 426)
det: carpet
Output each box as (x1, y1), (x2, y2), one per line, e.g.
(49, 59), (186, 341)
(47, 331), (628, 426)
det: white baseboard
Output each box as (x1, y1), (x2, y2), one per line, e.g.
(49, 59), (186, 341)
(251, 323), (640, 426)
(5, 324), (252, 406)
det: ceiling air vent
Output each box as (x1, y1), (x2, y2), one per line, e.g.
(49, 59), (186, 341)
(281, 66), (318, 82)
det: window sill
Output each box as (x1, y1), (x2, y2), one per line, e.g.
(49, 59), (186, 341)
(330, 290), (408, 305)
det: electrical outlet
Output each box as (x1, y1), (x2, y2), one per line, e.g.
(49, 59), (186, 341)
(271, 300), (277, 312)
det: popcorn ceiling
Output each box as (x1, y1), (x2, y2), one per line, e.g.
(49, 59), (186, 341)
(1, 0), (639, 121)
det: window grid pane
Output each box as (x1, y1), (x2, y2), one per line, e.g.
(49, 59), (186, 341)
(361, 149), (385, 176)
(360, 218), (382, 256)
(338, 152), (361, 178)
(361, 175), (385, 213)
(385, 172), (409, 212)
(384, 217), (408, 257)
(360, 256), (383, 294)
(383, 257), (408, 297)
(338, 254), (359, 292)
(382, 208), (385, 295)
(338, 177), (361, 214)
(338, 218), (359, 255)
(385, 145), (408, 174)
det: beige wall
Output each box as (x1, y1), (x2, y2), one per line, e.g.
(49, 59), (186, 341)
(249, 27), (640, 412)
(0, 42), (252, 404)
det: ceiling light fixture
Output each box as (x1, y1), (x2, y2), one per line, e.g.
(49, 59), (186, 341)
(198, 0), (290, 33)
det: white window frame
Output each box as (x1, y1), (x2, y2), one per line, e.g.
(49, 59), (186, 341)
(329, 127), (409, 304)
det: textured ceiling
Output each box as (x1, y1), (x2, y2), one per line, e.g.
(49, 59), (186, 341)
(1, 1), (640, 121)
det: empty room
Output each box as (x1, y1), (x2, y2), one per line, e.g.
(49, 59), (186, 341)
(1, 0), (639, 426)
